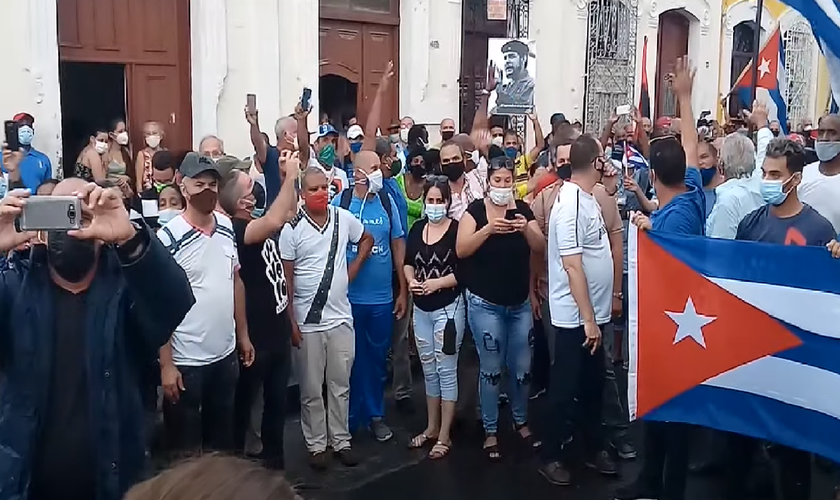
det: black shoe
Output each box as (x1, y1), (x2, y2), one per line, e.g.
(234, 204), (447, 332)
(308, 451), (329, 471)
(613, 482), (660, 500)
(585, 450), (618, 475)
(334, 447), (361, 467)
(611, 440), (637, 460)
(539, 461), (571, 486)
(395, 397), (416, 415)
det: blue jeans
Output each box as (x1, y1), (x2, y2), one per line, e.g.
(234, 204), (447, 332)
(412, 300), (466, 401)
(466, 291), (533, 434)
(349, 302), (394, 430)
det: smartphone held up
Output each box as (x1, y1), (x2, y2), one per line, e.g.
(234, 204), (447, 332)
(17, 196), (83, 232)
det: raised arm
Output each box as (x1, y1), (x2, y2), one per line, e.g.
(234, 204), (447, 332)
(246, 107), (268, 165)
(361, 61), (395, 152)
(244, 155), (300, 244)
(673, 57), (699, 168)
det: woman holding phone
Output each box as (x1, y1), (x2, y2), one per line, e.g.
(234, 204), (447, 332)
(404, 176), (463, 460)
(456, 155), (545, 461)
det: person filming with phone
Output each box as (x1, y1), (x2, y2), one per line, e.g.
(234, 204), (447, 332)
(0, 179), (194, 500)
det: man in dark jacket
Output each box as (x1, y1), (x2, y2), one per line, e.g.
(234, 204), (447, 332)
(0, 179), (195, 500)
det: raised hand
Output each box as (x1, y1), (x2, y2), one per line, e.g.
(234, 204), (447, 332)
(67, 183), (135, 245)
(378, 61), (396, 94)
(671, 57), (696, 97)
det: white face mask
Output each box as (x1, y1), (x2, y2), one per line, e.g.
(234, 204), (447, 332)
(94, 140), (109, 154)
(488, 186), (512, 206)
(399, 128), (409, 143)
(491, 136), (504, 148)
(469, 149), (480, 165)
(157, 208), (183, 225)
(115, 132), (130, 146)
(145, 134), (162, 149)
(366, 169), (384, 194)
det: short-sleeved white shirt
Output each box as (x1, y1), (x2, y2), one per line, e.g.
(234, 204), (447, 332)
(279, 205), (365, 333)
(548, 182), (613, 328)
(157, 212), (239, 366)
(799, 161), (840, 234)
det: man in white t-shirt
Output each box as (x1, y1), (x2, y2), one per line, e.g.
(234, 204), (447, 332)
(280, 167), (373, 470)
(157, 152), (255, 456)
(540, 135), (615, 486)
(798, 114), (840, 233)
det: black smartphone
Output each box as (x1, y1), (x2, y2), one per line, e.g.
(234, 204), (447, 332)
(301, 87), (312, 111)
(4, 121), (20, 151)
(246, 94), (257, 114)
(505, 208), (518, 220)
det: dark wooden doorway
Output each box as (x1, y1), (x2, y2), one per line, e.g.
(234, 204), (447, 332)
(460, 0), (506, 133)
(655, 10), (690, 119)
(319, 0), (399, 131)
(729, 21), (758, 118)
(57, 0), (192, 158)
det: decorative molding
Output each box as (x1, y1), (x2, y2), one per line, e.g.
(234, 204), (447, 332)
(190, 0), (228, 148)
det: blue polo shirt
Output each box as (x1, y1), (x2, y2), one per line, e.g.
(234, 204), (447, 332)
(331, 191), (404, 305)
(650, 167), (706, 236)
(382, 177), (408, 240)
(0, 147), (51, 192)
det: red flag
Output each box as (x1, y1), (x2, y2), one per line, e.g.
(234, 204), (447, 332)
(639, 36), (651, 119)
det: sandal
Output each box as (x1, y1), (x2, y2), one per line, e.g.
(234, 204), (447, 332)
(409, 432), (435, 449)
(428, 441), (451, 460)
(514, 422), (543, 450)
(483, 435), (501, 462)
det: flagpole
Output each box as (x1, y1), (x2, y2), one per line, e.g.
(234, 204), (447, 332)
(749, 0), (765, 105)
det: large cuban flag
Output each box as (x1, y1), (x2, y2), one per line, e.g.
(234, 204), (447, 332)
(627, 226), (840, 462)
(732, 26), (789, 133)
(781, 0), (840, 108)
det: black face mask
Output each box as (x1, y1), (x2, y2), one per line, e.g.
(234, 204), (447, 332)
(443, 161), (465, 182)
(557, 163), (572, 180)
(47, 231), (98, 283)
(441, 130), (455, 141)
(772, 130), (780, 137)
(409, 164), (427, 179)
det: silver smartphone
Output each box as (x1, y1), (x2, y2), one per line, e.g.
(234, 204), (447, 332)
(18, 196), (82, 231)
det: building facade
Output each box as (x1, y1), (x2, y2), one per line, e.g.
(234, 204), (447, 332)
(0, 0), (833, 174)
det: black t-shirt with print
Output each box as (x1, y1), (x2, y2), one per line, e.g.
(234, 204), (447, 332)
(404, 219), (461, 312)
(461, 199), (535, 306)
(232, 217), (292, 352)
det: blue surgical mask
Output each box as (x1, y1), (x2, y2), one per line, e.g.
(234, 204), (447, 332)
(504, 146), (518, 159)
(760, 178), (790, 206)
(157, 208), (182, 225)
(700, 167), (717, 186)
(815, 141), (840, 162)
(350, 142), (363, 154)
(251, 207), (265, 219)
(425, 203), (447, 223)
(18, 126), (34, 147)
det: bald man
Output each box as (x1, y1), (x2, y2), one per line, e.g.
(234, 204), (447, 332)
(0, 180), (193, 500)
(331, 150), (406, 443)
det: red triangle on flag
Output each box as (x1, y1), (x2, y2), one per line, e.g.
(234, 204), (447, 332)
(635, 232), (802, 418)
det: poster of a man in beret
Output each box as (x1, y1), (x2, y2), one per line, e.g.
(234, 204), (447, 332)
(488, 38), (536, 115)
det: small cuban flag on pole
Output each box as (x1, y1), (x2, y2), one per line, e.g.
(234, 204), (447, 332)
(730, 25), (789, 133)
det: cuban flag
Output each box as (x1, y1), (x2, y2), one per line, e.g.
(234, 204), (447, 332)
(731, 27), (789, 133)
(624, 141), (649, 170)
(781, 0), (840, 108)
(627, 227), (840, 462)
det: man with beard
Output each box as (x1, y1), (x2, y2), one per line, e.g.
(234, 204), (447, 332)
(218, 152), (299, 470)
(158, 153), (255, 458)
(0, 180), (193, 500)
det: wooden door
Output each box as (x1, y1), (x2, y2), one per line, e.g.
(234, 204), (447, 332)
(361, 24), (398, 127)
(129, 65), (187, 155)
(459, 0), (507, 132)
(655, 11), (689, 118)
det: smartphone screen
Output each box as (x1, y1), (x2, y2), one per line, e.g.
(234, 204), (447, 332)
(505, 208), (518, 221)
(616, 104), (631, 116)
(4, 121), (20, 151)
(246, 94), (257, 114)
(301, 88), (312, 111)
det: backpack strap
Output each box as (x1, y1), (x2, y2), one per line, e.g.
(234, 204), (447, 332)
(339, 188), (353, 210)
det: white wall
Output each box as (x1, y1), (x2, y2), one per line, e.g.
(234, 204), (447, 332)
(0, 0), (62, 173)
(399, 0), (463, 131)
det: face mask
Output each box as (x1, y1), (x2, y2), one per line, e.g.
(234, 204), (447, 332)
(760, 177), (793, 206)
(389, 158), (402, 177)
(399, 129), (409, 143)
(771, 130), (780, 137)
(18, 126), (34, 146)
(443, 161), (465, 182)
(491, 136), (504, 148)
(700, 167), (717, 187)
(187, 188), (218, 214)
(153, 181), (170, 193)
(365, 169), (384, 194)
(469, 149), (480, 166)
(425, 203), (447, 223)
(504, 147), (518, 159)
(815, 141), (840, 162)
(318, 143), (336, 166)
(390, 134), (400, 144)
(305, 190), (329, 212)
(94, 140), (109, 154)
(157, 208), (182, 225)
(116, 132), (130, 146)
(410, 163), (426, 179)
(441, 130), (455, 141)
(488, 186), (512, 206)
(557, 163), (572, 180)
(47, 231), (98, 283)
(350, 142), (363, 154)
(145, 134), (161, 149)
(251, 207), (265, 219)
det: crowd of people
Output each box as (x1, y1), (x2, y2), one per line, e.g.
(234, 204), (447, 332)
(1, 54), (840, 500)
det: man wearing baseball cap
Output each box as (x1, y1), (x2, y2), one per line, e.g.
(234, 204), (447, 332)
(294, 103), (348, 200)
(157, 152), (255, 458)
(345, 124), (365, 181)
(1, 112), (52, 193)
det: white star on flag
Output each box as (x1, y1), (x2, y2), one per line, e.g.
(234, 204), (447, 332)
(758, 58), (771, 79)
(665, 297), (717, 349)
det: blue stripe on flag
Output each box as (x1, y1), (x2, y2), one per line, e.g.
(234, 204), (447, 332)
(775, 320), (840, 375)
(782, 0), (840, 105)
(645, 385), (840, 463)
(646, 231), (840, 295)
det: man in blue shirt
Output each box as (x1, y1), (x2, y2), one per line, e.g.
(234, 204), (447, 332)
(1, 113), (51, 192)
(331, 150), (407, 443)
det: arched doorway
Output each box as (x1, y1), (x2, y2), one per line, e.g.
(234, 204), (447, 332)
(320, 74), (359, 129)
(729, 21), (757, 118)
(655, 10), (690, 118)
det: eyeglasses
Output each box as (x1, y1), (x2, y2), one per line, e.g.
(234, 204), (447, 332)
(425, 174), (449, 183)
(489, 157), (514, 171)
